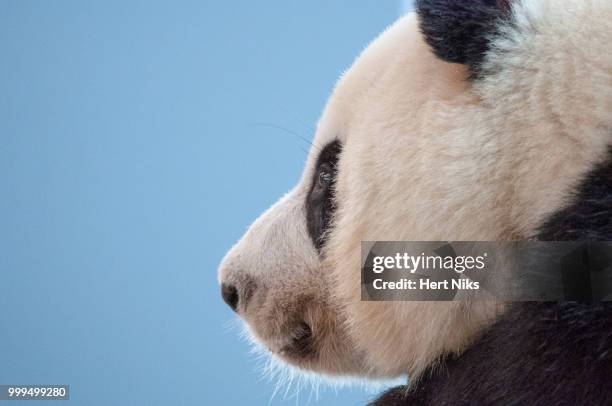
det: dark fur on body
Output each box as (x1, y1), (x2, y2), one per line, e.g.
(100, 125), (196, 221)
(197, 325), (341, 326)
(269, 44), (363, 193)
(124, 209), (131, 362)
(372, 301), (612, 406)
(537, 150), (612, 241)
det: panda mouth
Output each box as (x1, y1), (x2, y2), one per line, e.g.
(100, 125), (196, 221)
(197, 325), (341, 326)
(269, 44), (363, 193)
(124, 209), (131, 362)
(279, 321), (314, 358)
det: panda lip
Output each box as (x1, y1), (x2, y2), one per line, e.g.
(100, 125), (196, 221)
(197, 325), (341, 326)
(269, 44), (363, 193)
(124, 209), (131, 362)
(280, 322), (314, 357)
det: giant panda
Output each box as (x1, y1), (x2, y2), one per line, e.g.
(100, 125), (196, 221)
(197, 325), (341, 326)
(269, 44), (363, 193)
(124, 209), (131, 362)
(218, 0), (612, 404)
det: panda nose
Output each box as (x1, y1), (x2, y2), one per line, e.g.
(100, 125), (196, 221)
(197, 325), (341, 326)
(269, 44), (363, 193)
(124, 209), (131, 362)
(221, 283), (239, 312)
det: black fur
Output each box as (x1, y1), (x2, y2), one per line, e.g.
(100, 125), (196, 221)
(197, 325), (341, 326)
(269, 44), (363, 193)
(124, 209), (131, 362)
(306, 140), (341, 251)
(371, 302), (612, 406)
(537, 150), (612, 241)
(372, 153), (612, 405)
(416, 0), (512, 78)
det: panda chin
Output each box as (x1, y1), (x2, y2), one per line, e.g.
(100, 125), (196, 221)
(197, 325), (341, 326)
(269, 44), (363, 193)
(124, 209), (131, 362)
(243, 295), (365, 375)
(258, 320), (316, 361)
(261, 317), (327, 369)
(278, 321), (315, 359)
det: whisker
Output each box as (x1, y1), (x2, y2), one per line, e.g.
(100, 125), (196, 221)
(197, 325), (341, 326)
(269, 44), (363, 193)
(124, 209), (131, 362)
(248, 122), (321, 153)
(274, 104), (316, 132)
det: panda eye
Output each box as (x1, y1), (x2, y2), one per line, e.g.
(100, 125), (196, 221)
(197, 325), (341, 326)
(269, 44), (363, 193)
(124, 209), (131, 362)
(306, 141), (342, 252)
(313, 164), (333, 195)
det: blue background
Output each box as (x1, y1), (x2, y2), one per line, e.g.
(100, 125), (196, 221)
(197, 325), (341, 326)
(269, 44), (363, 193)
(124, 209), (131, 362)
(0, 1), (411, 405)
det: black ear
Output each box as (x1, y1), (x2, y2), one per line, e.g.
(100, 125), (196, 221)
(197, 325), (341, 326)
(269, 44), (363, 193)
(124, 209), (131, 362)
(416, 0), (512, 77)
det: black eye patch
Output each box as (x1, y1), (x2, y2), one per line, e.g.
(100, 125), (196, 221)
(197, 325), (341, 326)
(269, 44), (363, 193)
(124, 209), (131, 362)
(306, 140), (342, 252)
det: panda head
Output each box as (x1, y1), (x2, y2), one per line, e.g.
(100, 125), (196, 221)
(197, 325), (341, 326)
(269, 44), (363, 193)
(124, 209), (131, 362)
(219, 0), (612, 379)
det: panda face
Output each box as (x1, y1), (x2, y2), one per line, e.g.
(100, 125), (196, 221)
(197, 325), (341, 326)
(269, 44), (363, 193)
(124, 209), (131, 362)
(219, 1), (612, 379)
(217, 141), (360, 374)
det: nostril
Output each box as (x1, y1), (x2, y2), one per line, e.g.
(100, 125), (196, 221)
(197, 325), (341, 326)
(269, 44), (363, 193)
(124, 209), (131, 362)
(221, 283), (239, 312)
